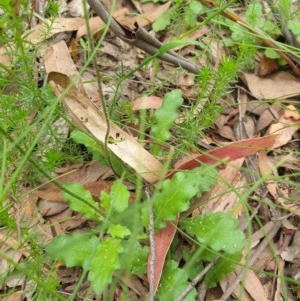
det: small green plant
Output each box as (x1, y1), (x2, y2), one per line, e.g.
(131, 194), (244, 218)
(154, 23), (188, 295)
(151, 89), (183, 155)
(44, 163), (239, 299)
(152, 0), (204, 33)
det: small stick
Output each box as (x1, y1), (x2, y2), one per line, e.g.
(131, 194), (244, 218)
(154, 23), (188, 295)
(87, 0), (201, 74)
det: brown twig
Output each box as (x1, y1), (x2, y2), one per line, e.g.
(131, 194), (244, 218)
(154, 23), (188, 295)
(87, 0), (201, 74)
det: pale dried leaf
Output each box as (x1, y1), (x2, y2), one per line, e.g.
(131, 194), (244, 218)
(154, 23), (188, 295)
(241, 72), (300, 99)
(256, 104), (283, 132)
(67, 0), (89, 17)
(241, 270), (270, 301)
(132, 96), (163, 110)
(26, 17), (85, 44)
(4, 291), (23, 301)
(269, 105), (300, 148)
(38, 200), (69, 216)
(194, 158), (245, 215)
(44, 41), (163, 183)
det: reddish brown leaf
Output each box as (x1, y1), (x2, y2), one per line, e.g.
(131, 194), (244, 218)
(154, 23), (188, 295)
(147, 221), (177, 294)
(171, 135), (277, 175)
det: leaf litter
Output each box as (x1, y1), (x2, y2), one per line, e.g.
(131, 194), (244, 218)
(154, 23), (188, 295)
(1, 0), (300, 300)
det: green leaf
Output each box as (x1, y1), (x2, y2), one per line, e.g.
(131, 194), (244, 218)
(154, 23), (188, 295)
(71, 130), (104, 156)
(264, 48), (281, 59)
(152, 165), (217, 229)
(189, 0), (203, 14)
(288, 20), (300, 35)
(184, 1), (203, 28)
(45, 233), (99, 270)
(245, 2), (262, 25)
(120, 240), (149, 275)
(99, 179), (129, 213)
(204, 252), (242, 287)
(180, 212), (245, 254)
(110, 179), (130, 213)
(63, 182), (101, 221)
(71, 130), (128, 175)
(156, 260), (197, 301)
(108, 224), (131, 238)
(88, 238), (123, 296)
(152, 9), (174, 32)
(100, 190), (110, 211)
(71, 130), (107, 165)
(151, 89), (183, 155)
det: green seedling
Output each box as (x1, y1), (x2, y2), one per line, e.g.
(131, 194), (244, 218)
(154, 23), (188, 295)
(151, 89), (183, 155)
(46, 165), (219, 298)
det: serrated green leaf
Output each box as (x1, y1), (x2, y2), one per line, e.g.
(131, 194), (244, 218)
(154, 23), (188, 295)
(45, 233), (99, 270)
(108, 224), (131, 238)
(63, 182), (102, 221)
(204, 252), (242, 287)
(156, 260), (197, 301)
(151, 89), (183, 155)
(110, 179), (129, 213)
(152, 165), (217, 229)
(180, 212), (245, 254)
(88, 238), (123, 296)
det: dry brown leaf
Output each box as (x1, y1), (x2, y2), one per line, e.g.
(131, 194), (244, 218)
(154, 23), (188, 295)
(0, 44), (13, 66)
(44, 41), (163, 183)
(3, 291), (23, 301)
(194, 158), (245, 215)
(34, 181), (119, 203)
(257, 54), (280, 77)
(60, 214), (87, 231)
(75, 8), (129, 42)
(239, 270), (270, 301)
(256, 103), (283, 133)
(44, 41), (79, 80)
(173, 135), (277, 172)
(241, 72), (300, 99)
(147, 220), (177, 294)
(26, 17), (85, 44)
(0, 231), (30, 258)
(53, 161), (111, 182)
(38, 200), (69, 216)
(246, 102), (269, 115)
(124, 1), (172, 28)
(132, 96), (163, 110)
(269, 105), (300, 148)
(0, 17), (85, 66)
(258, 151), (300, 216)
